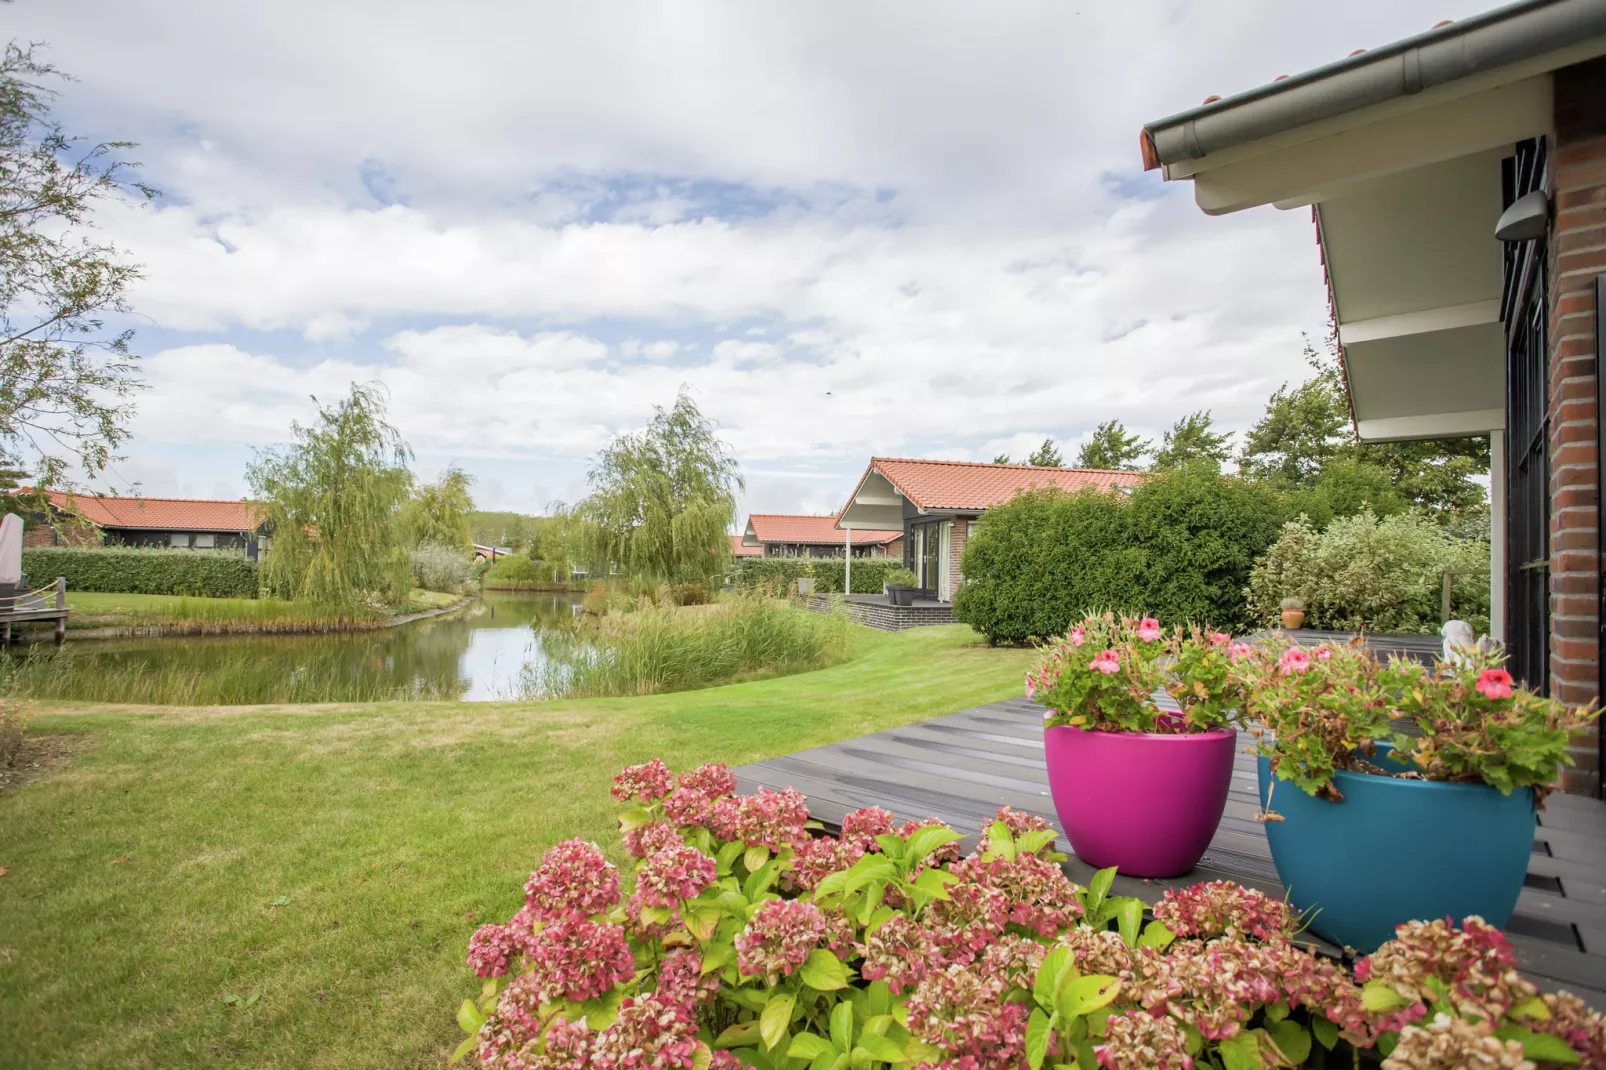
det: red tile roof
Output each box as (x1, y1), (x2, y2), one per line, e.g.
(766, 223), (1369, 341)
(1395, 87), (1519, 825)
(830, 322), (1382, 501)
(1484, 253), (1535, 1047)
(747, 514), (901, 546)
(852, 458), (1147, 513)
(729, 534), (764, 557)
(47, 492), (265, 532)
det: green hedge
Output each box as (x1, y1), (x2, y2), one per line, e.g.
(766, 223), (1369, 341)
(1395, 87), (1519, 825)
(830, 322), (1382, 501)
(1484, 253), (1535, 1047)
(22, 546), (260, 598)
(952, 466), (1287, 643)
(729, 557), (909, 595)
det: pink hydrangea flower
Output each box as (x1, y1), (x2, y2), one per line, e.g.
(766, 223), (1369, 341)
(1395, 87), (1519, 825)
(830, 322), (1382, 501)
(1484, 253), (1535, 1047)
(1137, 617), (1163, 642)
(1153, 880), (1296, 943)
(586, 993), (701, 1070)
(906, 965), (1029, 1066)
(861, 913), (937, 993)
(523, 838), (621, 922)
(661, 762), (738, 828)
(466, 922), (521, 979)
(677, 762), (737, 797)
(1091, 649), (1121, 675)
(1476, 668), (1514, 700)
(528, 918), (636, 1002)
(635, 843), (717, 907)
(1278, 647), (1311, 675)
(623, 819), (684, 859)
(709, 787), (810, 850)
(840, 806), (898, 850)
(735, 898), (825, 983)
(655, 947), (720, 1011)
(1228, 641), (1253, 662)
(1096, 1010), (1194, 1069)
(611, 758), (674, 803)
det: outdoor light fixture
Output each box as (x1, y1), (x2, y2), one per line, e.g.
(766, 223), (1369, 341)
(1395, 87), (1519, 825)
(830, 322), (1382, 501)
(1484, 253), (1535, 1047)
(1495, 189), (1549, 242)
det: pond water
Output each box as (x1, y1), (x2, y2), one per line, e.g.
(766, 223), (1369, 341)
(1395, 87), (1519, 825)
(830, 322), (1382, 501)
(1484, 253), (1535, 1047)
(10, 592), (584, 705)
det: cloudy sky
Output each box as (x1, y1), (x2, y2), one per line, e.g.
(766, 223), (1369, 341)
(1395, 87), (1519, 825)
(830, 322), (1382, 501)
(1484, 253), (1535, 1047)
(10, 0), (1482, 516)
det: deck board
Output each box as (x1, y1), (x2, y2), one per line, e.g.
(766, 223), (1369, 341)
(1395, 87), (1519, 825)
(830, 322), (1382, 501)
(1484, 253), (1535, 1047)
(737, 695), (1606, 1007)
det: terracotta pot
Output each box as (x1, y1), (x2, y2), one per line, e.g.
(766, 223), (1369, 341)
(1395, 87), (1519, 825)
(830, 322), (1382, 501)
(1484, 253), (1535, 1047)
(1281, 609), (1305, 629)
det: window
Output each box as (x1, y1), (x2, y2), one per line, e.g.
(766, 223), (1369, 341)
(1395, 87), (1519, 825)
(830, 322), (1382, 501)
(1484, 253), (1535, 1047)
(194, 533), (216, 549)
(169, 533), (191, 548)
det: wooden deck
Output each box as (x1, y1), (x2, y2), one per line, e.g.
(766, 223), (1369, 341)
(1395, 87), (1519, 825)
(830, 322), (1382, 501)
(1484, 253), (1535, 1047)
(736, 693), (1606, 1008)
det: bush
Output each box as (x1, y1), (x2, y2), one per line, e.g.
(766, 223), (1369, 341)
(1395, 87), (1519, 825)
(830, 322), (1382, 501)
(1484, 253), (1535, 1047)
(21, 546), (260, 598)
(482, 553), (549, 588)
(410, 543), (473, 593)
(1245, 507), (1491, 634)
(670, 582), (711, 606)
(729, 557), (910, 595)
(953, 466), (1286, 643)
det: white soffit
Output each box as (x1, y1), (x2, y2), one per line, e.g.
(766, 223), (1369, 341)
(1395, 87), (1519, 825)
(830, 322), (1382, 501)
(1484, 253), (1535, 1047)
(837, 470), (904, 530)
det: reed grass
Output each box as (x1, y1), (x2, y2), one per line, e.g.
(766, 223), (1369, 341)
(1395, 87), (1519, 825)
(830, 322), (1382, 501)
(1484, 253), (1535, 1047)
(66, 591), (456, 635)
(530, 590), (851, 699)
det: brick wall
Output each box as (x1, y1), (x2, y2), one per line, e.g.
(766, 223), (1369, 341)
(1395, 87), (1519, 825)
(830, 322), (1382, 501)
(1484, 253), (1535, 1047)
(1549, 56), (1606, 796)
(948, 518), (969, 596)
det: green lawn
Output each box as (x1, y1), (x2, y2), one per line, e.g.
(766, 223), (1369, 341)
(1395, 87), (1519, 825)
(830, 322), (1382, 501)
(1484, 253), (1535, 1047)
(64, 590), (460, 631)
(0, 624), (1033, 1069)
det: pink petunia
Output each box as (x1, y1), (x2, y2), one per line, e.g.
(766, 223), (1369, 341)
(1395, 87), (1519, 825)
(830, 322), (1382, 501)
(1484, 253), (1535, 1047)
(1091, 650), (1120, 675)
(1475, 668), (1514, 700)
(1278, 648), (1311, 675)
(1137, 617), (1163, 642)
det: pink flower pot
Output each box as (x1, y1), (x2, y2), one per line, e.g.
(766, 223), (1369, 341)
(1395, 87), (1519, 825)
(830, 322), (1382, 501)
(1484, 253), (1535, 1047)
(1043, 725), (1236, 878)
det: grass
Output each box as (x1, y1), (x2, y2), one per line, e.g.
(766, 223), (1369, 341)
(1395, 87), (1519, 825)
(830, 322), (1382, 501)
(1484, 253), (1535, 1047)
(63, 589), (461, 634)
(0, 624), (1033, 1069)
(534, 592), (853, 698)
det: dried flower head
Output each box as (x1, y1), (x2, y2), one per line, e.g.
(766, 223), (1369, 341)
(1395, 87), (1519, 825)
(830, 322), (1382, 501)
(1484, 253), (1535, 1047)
(1152, 880), (1296, 943)
(1095, 1010), (1194, 1070)
(735, 898), (824, 984)
(612, 758), (675, 803)
(528, 918), (636, 1003)
(861, 913), (937, 994)
(523, 838), (621, 922)
(635, 843), (718, 908)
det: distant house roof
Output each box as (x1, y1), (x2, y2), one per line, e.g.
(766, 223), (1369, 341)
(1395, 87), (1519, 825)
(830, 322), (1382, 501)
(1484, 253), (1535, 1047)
(846, 458), (1147, 515)
(745, 514), (901, 547)
(729, 534), (764, 557)
(47, 492), (265, 533)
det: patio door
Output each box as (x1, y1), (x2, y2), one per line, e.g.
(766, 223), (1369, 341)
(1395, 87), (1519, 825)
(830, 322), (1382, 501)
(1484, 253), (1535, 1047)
(909, 521), (944, 601)
(1501, 137), (1549, 692)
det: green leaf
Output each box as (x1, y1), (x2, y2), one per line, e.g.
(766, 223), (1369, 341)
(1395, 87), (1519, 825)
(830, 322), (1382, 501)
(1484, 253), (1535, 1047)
(449, 1035), (477, 1064)
(719, 890), (752, 916)
(1361, 981), (1409, 1012)
(855, 1035), (906, 1063)
(786, 1033), (835, 1060)
(640, 905), (673, 926)
(700, 942), (734, 974)
(986, 821), (1016, 861)
(1025, 1007), (1053, 1070)
(905, 825), (963, 863)
(830, 999), (855, 1052)
(1495, 1026), (1581, 1064)
(861, 1014), (894, 1039)
(1033, 946), (1073, 1010)
(269, 895), (291, 907)
(760, 993), (796, 1051)
(800, 949), (851, 991)
(715, 1021), (762, 1049)
(1085, 866), (1115, 913)
(691, 1041), (713, 1070)
(844, 861), (898, 896)
(744, 844), (772, 873)
(1310, 1014), (1338, 1051)
(684, 904), (722, 941)
(243, 990), (261, 1008)
(1217, 1031), (1264, 1070)
(578, 989), (624, 1031)
(1015, 829), (1059, 856)
(1263, 1000), (1289, 1024)
(716, 840), (745, 873)
(875, 834), (908, 858)
(1509, 995), (1550, 1021)
(456, 998), (486, 1034)
(1266, 1019), (1310, 1065)
(813, 870), (850, 898)
(744, 860), (779, 902)
(619, 806), (653, 831)
(1056, 974), (1121, 1021)
(866, 980), (891, 1018)
(1113, 897), (1143, 947)
(1136, 920), (1175, 949)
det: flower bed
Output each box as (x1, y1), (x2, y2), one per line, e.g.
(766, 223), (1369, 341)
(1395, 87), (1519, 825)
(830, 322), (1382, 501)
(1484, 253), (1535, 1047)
(453, 761), (1604, 1069)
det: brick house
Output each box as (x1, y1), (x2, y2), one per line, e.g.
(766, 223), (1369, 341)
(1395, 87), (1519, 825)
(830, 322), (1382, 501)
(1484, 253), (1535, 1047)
(38, 492), (270, 561)
(835, 458), (1146, 602)
(738, 514), (902, 559)
(1140, 0), (1606, 795)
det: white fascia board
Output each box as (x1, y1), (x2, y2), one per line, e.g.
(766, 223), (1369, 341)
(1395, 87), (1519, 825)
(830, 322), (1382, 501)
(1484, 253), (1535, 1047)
(1338, 300), (1500, 345)
(1356, 409), (1505, 442)
(1192, 76), (1552, 216)
(850, 494), (904, 507)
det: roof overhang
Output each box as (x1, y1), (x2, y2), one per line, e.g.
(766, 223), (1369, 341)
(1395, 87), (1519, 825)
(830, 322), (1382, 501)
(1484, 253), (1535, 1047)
(837, 467), (907, 529)
(1140, 0), (1606, 443)
(742, 520), (761, 547)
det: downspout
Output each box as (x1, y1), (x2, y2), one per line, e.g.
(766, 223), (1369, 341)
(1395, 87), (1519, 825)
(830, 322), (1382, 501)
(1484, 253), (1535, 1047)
(844, 525), (852, 595)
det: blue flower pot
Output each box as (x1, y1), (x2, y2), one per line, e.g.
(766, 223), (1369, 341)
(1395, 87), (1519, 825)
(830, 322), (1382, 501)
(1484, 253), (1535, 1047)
(1256, 755), (1536, 952)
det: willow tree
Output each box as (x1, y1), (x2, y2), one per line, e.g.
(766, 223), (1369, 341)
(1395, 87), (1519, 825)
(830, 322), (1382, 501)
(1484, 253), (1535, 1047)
(578, 391), (742, 583)
(400, 464), (475, 549)
(247, 383), (414, 605)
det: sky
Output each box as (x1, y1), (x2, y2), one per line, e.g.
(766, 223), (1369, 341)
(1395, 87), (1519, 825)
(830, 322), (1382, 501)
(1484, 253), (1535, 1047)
(8, 0), (1491, 518)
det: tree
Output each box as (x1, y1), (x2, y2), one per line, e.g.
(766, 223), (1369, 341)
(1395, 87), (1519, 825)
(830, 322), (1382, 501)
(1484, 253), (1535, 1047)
(1152, 410), (1232, 470)
(577, 390), (743, 582)
(1025, 438), (1063, 467)
(1075, 420), (1150, 470)
(1, 45), (154, 487)
(401, 465), (475, 549)
(1236, 337), (1350, 487)
(247, 383), (414, 605)
(991, 453), (1012, 465)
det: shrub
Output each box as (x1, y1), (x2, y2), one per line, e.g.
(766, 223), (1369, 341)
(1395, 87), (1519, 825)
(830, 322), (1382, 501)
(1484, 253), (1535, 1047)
(882, 567), (918, 587)
(482, 553), (549, 589)
(671, 582), (711, 606)
(954, 467), (1285, 643)
(411, 543), (473, 593)
(21, 546), (260, 598)
(730, 557), (913, 595)
(451, 760), (1604, 1069)
(1245, 508), (1491, 634)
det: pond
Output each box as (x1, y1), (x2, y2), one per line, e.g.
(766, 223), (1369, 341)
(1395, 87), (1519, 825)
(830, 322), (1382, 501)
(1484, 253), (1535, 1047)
(1, 592), (584, 705)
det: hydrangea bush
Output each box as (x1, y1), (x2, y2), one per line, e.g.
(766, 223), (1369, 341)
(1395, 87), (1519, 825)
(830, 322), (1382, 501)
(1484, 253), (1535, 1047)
(452, 761), (1602, 1069)
(1029, 614), (1243, 735)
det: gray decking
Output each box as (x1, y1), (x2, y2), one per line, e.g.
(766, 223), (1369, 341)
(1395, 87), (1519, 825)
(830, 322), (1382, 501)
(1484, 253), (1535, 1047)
(735, 693), (1606, 1007)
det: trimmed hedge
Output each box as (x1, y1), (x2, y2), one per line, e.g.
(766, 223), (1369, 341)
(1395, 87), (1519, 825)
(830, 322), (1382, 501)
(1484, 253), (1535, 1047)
(728, 557), (909, 595)
(952, 466), (1287, 643)
(22, 546), (260, 599)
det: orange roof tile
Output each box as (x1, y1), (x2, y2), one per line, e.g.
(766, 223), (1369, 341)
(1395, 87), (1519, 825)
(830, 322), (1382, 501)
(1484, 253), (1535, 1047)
(851, 458), (1146, 514)
(729, 534), (764, 557)
(747, 514), (901, 546)
(47, 492), (265, 532)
